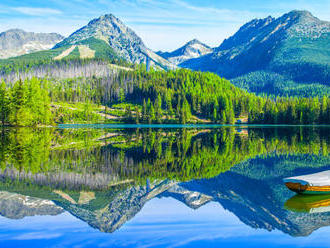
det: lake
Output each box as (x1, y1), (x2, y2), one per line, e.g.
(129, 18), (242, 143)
(0, 126), (329, 248)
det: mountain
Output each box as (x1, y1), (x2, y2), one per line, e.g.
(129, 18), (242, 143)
(0, 191), (63, 219)
(1, 154), (330, 236)
(183, 155), (330, 237)
(156, 39), (213, 65)
(181, 10), (330, 96)
(0, 29), (64, 59)
(53, 14), (175, 70)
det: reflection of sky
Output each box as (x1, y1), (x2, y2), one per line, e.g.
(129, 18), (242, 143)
(1, 197), (330, 247)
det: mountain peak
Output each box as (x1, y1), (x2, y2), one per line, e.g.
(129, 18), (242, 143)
(282, 10), (330, 38)
(54, 13), (147, 62)
(281, 10), (320, 24)
(185, 39), (211, 48)
(157, 39), (212, 65)
(186, 39), (201, 45)
(53, 13), (175, 69)
(287, 10), (314, 18)
(87, 13), (122, 26)
(101, 13), (117, 19)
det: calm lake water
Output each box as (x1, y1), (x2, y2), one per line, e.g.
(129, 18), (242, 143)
(0, 126), (330, 248)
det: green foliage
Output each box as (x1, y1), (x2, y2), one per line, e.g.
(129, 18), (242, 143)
(76, 37), (121, 61)
(0, 127), (329, 184)
(271, 34), (330, 85)
(248, 96), (330, 124)
(52, 102), (103, 124)
(232, 70), (330, 97)
(113, 68), (254, 123)
(1, 66), (329, 126)
(0, 81), (10, 125)
(1, 78), (52, 126)
(0, 45), (71, 75)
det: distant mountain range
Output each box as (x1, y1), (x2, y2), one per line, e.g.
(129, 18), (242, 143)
(0, 29), (64, 59)
(0, 10), (329, 96)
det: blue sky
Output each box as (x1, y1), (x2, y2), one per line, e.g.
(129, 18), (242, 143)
(0, 0), (329, 51)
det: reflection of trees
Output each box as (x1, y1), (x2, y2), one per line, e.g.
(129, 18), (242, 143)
(0, 127), (329, 185)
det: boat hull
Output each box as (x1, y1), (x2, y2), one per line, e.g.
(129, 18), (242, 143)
(285, 182), (330, 195)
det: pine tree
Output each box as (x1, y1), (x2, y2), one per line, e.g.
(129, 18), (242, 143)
(9, 79), (33, 126)
(0, 81), (9, 126)
(149, 105), (155, 124)
(142, 99), (147, 122)
(119, 88), (125, 102)
(320, 96), (327, 123)
(220, 111), (227, 124)
(165, 92), (173, 115)
(154, 95), (162, 123)
(135, 106), (140, 124)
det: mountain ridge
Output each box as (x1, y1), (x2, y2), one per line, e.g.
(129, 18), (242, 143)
(0, 29), (64, 59)
(181, 10), (330, 96)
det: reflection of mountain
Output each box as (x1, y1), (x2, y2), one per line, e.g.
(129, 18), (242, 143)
(0, 191), (63, 219)
(0, 127), (330, 237)
(55, 180), (177, 232)
(1, 154), (330, 237)
(181, 156), (330, 237)
(159, 184), (212, 209)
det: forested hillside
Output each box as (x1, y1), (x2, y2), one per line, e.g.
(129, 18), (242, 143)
(0, 64), (329, 126)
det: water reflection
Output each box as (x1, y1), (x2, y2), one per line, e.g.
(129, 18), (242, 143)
(0, 126), (329, 246)
(285, 194), (330, 213)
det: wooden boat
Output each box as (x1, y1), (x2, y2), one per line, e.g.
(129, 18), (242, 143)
(285, 194), (330, 213)
(284, 170), (330, 194)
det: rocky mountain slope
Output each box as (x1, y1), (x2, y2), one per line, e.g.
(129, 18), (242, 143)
(181, 10), (330, 96)
(53, 14), (175, 70)
(0, 191), (63, 219)
(0, 29), (64, 59)
(156, 39), (213, 65)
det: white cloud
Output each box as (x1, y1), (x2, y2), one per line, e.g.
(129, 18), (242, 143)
(12, 7), (62, 16)
(11, 232), (62, 240)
